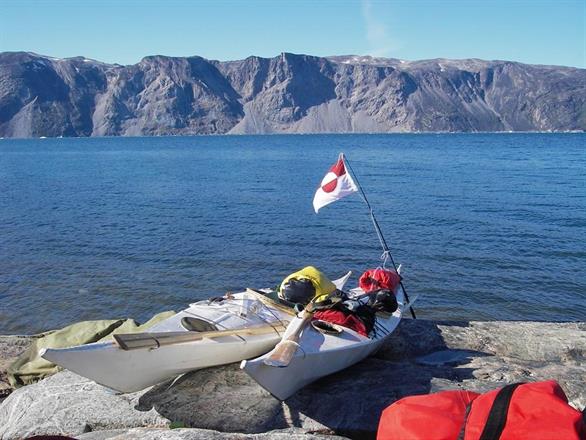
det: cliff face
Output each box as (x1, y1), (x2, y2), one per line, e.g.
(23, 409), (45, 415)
(0, 52), (584, 137)
(0, 52), (108, 137)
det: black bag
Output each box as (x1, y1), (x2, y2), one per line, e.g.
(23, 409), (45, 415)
(368, 289), (398, 313)
(354, 305), (376, 334)
(279, 278), (315, 304)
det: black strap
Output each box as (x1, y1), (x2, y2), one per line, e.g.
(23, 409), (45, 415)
(478, 382), (524, 440)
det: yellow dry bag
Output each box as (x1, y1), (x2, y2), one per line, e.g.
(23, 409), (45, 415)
(279, 266), (336, 304)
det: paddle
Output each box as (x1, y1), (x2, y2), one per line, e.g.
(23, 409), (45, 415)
(262, 296), (326, 368)
(114, 322), (286, 350)
(401, 294), (419, 311)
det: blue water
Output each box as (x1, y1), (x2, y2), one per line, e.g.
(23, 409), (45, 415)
(0, 134), (584, 334)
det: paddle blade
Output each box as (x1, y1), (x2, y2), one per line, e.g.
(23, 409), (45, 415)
(401, 294), (419, 311)
(332, 271), (352, 290)
(263, 339), (299, 367)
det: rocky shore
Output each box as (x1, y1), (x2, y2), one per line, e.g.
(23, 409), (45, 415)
(1, 320), (584, 439)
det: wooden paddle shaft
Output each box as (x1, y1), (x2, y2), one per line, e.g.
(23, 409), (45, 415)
(284, 309), (314, 342)
(114, 323), (286, 351)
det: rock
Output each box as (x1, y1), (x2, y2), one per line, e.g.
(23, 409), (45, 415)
(77, 427), (348, 439)
(0, 370), (168, 439)
(0, 320), (583, 440)
(0, 335), (35, 403)
(137, 364), (287, 434)
(1, 52), (584, 137)
(138, 360), (421, 437)
(438, 321), (586, 363)
(378, 320), (586, 409)
(134, 320), (586, 437)
(415, 349), (481, 366)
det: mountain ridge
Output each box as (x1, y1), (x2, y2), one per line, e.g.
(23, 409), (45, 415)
(1, 51), (584, 137)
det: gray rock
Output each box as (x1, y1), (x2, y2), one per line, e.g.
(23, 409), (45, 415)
(130, 320), (586, 437)
(378, 320), (586, 409)
(0, 335), (35, 402)
(1, 52), (584, 137)
(0, 320), (583, 440)
(78, 427), (347, 440)
(0, 370), (169, 439)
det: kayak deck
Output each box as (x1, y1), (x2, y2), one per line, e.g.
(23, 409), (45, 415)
(241, 286), (405, 400)
(40, 272), (352, 393)
(41, 289), (293, 393)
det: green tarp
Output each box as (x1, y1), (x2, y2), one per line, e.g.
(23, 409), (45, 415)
(7, 311), (175, 388)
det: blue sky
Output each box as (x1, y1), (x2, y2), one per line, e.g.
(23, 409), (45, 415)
(1, 0), (584, 67)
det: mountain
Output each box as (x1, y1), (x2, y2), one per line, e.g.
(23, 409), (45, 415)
(0, 51), (584, 137)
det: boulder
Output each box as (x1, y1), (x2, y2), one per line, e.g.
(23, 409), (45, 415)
(0, 320), (584, 440)
(0, 370), (168, 439)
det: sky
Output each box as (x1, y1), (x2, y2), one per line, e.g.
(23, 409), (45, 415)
(1, 0), (584, 68)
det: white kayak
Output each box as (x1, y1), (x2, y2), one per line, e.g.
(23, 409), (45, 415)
(241, 284), (406, 400)
(41, 273), (351, 393)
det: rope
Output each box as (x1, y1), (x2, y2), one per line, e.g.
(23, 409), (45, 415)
(373, 318), (391, 338)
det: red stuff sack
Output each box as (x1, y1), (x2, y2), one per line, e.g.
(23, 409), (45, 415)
(359, 268), (401, 293)
(462, 381), (584, 440)
(313, 309), (368, 337)
(377, 380), (585, 440)
(378, 390), (480, 440)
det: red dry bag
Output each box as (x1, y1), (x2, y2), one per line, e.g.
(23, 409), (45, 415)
(313, 309), (368, 337)
(377, 380), (585, 440)
(359, 268), (401, 293)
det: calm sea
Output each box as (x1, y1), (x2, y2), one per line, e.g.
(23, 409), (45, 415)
(0, 134), (584, 334)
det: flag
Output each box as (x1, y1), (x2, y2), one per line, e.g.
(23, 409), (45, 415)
(313, 154), (358, 213)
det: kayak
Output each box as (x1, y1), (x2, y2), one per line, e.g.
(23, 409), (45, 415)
(240, 153), (414, 400)
(40, 273), (351, 393)
(240, 284), (406, 400)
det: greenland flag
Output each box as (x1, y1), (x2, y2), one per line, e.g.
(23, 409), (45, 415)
(313, 154), (358, 213)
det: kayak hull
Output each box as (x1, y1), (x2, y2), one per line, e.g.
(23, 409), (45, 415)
(40, 273), (351, 394)
(41, 290), (292, 393)
(241, 286), (405, 400)
(41, 328), (282, 393)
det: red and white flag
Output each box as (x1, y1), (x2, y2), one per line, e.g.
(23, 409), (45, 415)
(313, 154), (358, 213)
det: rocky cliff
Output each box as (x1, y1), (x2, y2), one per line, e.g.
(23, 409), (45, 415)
(1, 52), (584, 137)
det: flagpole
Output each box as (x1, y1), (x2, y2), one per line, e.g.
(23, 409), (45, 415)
(342, 154), (417, 319)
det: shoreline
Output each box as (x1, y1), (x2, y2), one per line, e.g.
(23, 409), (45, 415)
(1, 131), (585, 141)
(1, 319), (584, 439)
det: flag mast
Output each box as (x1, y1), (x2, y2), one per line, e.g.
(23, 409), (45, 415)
(341, 153), (417, 319)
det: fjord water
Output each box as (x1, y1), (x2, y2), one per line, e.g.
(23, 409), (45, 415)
(0, 134), (584, 334)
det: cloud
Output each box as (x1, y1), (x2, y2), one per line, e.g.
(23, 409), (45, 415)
(361, 0), (401, 57)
